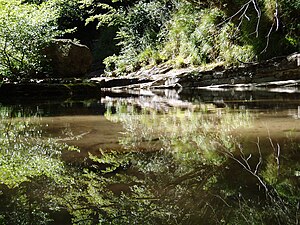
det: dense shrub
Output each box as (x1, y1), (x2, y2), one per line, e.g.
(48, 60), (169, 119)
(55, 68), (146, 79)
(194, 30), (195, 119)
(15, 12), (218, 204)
(0, 0), (298, 78)
(210, 0), (299, 59)
(0, 0), (85, 81)
(104, 0), (256, 75)
(0, 1), (62, 80)
(103, 0), (173, 75)
(277, 0), (299, 50)
(101, 0), (298, 75)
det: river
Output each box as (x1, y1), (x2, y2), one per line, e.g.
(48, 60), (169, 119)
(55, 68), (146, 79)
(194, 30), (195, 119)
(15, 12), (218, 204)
(0, 88), (299, 224)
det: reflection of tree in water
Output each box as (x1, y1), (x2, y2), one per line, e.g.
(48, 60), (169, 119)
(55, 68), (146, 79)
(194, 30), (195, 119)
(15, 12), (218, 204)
(60, 103), (298, 224)
(0, 105), (299, 224)
(0, 109), (72, 225)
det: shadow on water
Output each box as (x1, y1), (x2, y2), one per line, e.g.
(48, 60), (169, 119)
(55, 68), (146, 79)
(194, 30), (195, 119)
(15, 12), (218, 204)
(0, 88), (299, 224)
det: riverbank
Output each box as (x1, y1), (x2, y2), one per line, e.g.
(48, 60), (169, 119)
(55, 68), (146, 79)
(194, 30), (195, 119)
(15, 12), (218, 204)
(0, 53), (299, 104)
(94, 52), (300, 90)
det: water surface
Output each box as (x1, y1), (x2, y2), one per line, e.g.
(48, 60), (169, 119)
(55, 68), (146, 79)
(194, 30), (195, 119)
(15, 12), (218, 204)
(0, 88), (299, 224)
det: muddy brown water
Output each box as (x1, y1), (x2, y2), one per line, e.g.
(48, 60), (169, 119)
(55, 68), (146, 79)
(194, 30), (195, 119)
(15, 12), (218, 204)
(41, 115), (124, 162)
(39, 104), (300, 159)
(233, 109), (300, 154)
(1, 89), (300, 224)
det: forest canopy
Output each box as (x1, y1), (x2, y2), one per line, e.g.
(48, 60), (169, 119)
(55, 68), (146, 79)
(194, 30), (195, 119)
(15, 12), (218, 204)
(0, 0), (298, 79)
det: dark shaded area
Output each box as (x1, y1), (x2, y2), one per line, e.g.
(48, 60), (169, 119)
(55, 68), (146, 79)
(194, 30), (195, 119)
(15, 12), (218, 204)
(179, 88), (300, 109)
(0, 83), (101, 104)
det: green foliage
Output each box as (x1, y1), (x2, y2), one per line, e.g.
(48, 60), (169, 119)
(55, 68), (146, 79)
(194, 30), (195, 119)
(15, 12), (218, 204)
(81, 0), (136, 30)
(218, 23), (255, 64)
(163, 5), (255, 66)
(106, 102), (251, 165)
(277, 0), (300, 51)
(218, 0), (299, 58)
(117, 0), (170, 51)
(100, 0), (299, 75)
(0, 110), (80, 224)
(0, 0), (87, 80)
(57, 104), (298, 224)
(0, 116), (69, 188)
(0, 0), (298, 78)
(104, 0), (257, 74)
(0, 0), (63, 80)
(84, 2), (118, 28)
(102, 0), (172, 74)
(50, 0), (85, 31)
(0, 104), (299, 224)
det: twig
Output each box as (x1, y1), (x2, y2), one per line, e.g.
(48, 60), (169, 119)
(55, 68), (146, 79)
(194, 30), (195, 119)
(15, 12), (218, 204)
(209, 193), (232, 207)
(268, 135), (280, 176)
(218, 0), (261, 38)
(218, 140), (268, 194)
(252, 0), (261, 37)
(260, 23), (274, 53)
(254, 137), (262, 174)
(219, 0), (281, 54)
(260, 0), (279, 53)
(218, 0), (253, 27)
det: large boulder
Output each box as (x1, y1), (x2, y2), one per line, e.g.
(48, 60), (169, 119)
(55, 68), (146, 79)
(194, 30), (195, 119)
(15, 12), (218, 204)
(46, 39), (93, 77)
